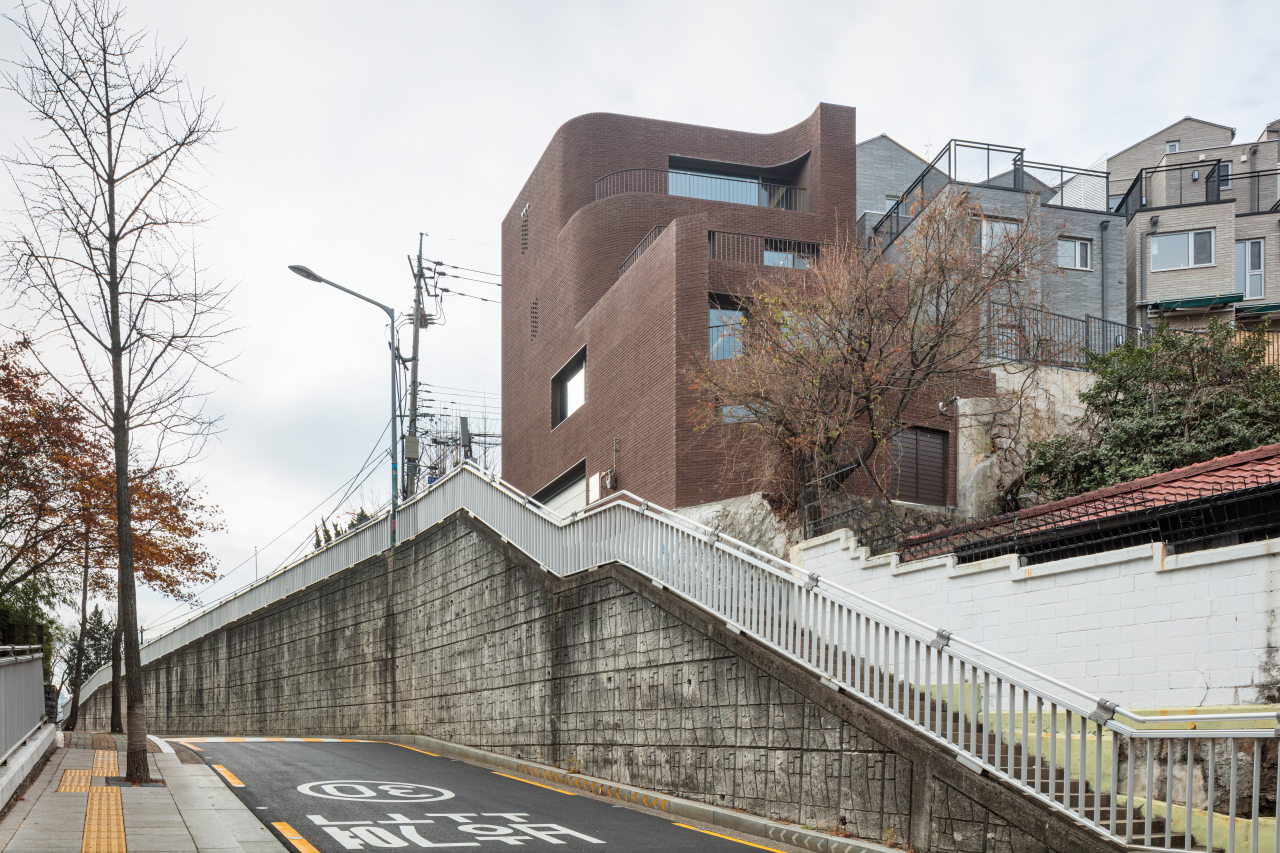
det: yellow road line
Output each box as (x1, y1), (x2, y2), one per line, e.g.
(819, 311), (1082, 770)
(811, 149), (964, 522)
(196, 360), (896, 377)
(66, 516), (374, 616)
(211, 764), (245, 787)
(492, 771), (576, 794)
(273, 821), (322, 853)
(82, 786), (125, 853)
(57, 769), (92, 792)
(385, 742), (440, 757)
(673, 823), (788, 851)
(178, 742), (203, 751)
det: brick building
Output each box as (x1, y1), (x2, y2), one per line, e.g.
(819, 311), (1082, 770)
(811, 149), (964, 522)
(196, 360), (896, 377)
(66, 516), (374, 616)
(501, 104), (874, 513)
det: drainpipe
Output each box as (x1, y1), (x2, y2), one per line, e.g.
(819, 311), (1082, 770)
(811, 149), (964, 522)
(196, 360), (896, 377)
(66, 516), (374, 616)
(1099, 220), (1110, 323)
(1140, 215), (1160, 310)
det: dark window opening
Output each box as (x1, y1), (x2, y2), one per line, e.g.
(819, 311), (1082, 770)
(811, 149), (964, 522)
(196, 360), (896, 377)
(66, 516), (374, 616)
(891, 427), (948, 507)
(552, 348), (586, 428)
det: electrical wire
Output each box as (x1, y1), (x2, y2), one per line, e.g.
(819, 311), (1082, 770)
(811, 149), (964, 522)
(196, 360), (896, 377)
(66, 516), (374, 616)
(439, 272), (501, 287)
(427, 260), (501, 279)
(439, 287), (499, 304)
(142, 421), (391, 632)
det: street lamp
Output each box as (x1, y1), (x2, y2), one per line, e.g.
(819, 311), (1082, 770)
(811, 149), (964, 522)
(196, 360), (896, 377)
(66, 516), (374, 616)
(289, 264), (399, 548)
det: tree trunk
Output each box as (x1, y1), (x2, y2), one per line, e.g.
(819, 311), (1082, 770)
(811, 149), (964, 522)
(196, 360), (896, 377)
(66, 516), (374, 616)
(109, 620), (123, 734)
(63, 531), (91, 731)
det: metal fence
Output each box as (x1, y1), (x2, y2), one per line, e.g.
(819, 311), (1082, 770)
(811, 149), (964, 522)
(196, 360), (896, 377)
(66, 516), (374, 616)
(871, 140), (1111, 250)
(1, 643), (45, 768)
(617, 225), (666, 280)
(594, 169), (810, 212)
(1116, 161), (1280, 220)
(74, 463), (1280, 851)
(981, 302), (1145, 369)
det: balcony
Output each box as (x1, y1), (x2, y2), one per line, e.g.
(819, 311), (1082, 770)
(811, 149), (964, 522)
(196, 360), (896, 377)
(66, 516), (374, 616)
(595, 169), (810, 213)
(617, 224), (666, 279)
(709, 231), (819, 267)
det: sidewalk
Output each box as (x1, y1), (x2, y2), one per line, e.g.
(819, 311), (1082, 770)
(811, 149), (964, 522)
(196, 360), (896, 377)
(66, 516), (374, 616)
(0, 733), (286, 853)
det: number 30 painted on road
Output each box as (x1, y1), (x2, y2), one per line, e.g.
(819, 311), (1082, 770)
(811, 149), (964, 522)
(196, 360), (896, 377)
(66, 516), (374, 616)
(296, 781), (455, 802)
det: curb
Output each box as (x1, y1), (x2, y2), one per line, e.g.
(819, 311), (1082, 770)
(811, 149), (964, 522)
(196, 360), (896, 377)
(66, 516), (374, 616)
(359, 733), (894, 853)
(0, 724), (56, 822)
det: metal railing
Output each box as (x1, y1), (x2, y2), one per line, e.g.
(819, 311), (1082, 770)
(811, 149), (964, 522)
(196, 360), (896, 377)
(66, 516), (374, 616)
(708, 231), (819, 268)
(73, 463), (1278, 850)
(1116, 162), (1280, 220)
(981, 302), (1145, 369)
(871, 141), (1112, 250)
(617, 225), (667, 280)
(594, 169), (810, 212)
(1, 643), (45, 768)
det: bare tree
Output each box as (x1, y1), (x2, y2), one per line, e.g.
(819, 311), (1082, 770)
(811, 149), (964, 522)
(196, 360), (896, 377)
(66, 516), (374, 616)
(3, 0), (225, 781)
(688, 187), (1062, 518)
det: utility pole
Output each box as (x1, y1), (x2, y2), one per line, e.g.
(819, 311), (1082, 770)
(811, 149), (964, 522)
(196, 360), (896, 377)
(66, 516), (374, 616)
(403, 235), (435, 496)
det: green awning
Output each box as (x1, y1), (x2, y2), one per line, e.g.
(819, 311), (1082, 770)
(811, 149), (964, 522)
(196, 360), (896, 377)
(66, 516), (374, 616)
(1235, 301), (1280, 315)
(1152, 293), (1244, 311)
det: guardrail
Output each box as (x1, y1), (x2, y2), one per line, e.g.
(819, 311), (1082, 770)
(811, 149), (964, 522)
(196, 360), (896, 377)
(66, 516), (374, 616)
(981, 302), (1145, 369)
(617, 224), (666, 280)
(76, 463), (1277, 850)
(594, 169), (810, 213)
(1, 644), (45, 768)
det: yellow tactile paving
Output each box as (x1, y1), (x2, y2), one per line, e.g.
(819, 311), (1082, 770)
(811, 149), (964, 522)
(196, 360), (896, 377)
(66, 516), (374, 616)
(273, 821), (322, 853)
(57, 769), (93, 792)
(91, 750), (118, 777)
(82, 785), (125, 853)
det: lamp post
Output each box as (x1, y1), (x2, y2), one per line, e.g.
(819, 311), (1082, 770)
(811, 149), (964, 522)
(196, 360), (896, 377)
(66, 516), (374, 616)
(289, 264), (399, 548)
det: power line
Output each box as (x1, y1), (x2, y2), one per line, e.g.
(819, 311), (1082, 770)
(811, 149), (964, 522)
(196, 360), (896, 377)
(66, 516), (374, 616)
(427, 261), (500, 280)
(439, 287), (499, 304)
(438, 272), (500, 287)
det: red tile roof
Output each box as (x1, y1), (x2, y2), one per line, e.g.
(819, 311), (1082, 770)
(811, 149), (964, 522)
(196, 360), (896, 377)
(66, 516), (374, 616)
(901, 443), (1280, 558)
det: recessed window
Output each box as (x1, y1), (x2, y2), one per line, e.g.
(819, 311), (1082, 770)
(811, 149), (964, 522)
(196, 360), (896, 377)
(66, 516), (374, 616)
(709, 296), (744, 360)
(1166, 141), (1180, 154)
(1218, 160), (1232, 189)
(1151, 230), (1214, 271)
(552, 348), (585, 427)
(885, 196), (898, 212)
(1057, 238), (1091, 270)
(1236, 239), (1264, 299)
(981, 219), (1019, 253)
(719, 405), (754, 423)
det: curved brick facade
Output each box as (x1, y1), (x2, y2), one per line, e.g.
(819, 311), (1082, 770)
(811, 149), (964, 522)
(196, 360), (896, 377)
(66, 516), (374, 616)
(501, 105), (863, 508)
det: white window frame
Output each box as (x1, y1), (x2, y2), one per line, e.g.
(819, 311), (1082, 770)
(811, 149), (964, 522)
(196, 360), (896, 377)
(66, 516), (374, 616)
(1219, 160), (1232, 189)
(1166, 141), (1180, 154)
(1150, 229), (1215, 272)
(1236, 238), (1264, 300)
(981, 218), (1019, 253)
(1058, 238), (1092, 270)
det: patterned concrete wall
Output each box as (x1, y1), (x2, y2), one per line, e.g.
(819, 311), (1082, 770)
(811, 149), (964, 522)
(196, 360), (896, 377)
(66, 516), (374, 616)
(77, 513), (1119, 852)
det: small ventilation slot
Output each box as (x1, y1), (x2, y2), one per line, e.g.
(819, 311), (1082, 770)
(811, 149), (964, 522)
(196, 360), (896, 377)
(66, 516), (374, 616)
(530, 299), (539, 340)
(520, 203), (529, 254)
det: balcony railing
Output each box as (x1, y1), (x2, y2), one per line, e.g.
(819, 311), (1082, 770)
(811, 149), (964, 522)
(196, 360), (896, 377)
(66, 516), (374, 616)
(871, 141), (1111, 250)
(617, 224), (666, 280)
(1115, 162), (1280, 220)
(709, 231), (819, 267)
(595, 169), (810, 212)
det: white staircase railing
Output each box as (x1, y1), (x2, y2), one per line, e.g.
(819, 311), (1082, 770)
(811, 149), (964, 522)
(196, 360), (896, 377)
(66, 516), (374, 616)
(80, 463), (1277, 851)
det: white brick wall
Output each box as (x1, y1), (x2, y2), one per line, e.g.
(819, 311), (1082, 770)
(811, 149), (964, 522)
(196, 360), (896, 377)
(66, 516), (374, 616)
(794, 532), (1280, 708)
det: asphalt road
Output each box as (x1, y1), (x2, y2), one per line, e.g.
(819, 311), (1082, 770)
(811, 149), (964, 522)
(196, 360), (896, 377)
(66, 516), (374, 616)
(187, 739), (779, 852)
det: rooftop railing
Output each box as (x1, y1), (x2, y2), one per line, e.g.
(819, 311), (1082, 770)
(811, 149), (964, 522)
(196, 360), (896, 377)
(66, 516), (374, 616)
(872, 141), (1111, 250)
(595, 169), (810, 212)
(1115, 161), (1280, 220)
(981, 302), (1144, 369)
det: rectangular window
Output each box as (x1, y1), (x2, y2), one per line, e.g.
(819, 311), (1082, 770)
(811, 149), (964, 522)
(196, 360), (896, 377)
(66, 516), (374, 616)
(1236, 239), (1264, 299)
(718, 405), (754, 423)
(981, 219), (1019, 253)
(669, 169), (762, 207)
(1150, 230), (1214, 271)
(1166, 141), (1180, 154)
(885, 196), (898, 212)
(709, 297), (745, 360)
(890, 428), (948, 507)
(762, 238), (817, 269)
(1219, 160), (1232, 189)
(1057, 238), (1092, 270)
(552, 349), (586, 427)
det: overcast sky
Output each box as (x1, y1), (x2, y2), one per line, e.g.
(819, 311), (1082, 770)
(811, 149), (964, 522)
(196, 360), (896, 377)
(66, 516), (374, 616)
(1, 0), (1277, 636)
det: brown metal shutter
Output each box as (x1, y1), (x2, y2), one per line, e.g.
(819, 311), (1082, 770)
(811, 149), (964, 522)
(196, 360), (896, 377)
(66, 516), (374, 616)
(891, 428), (947, 506)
